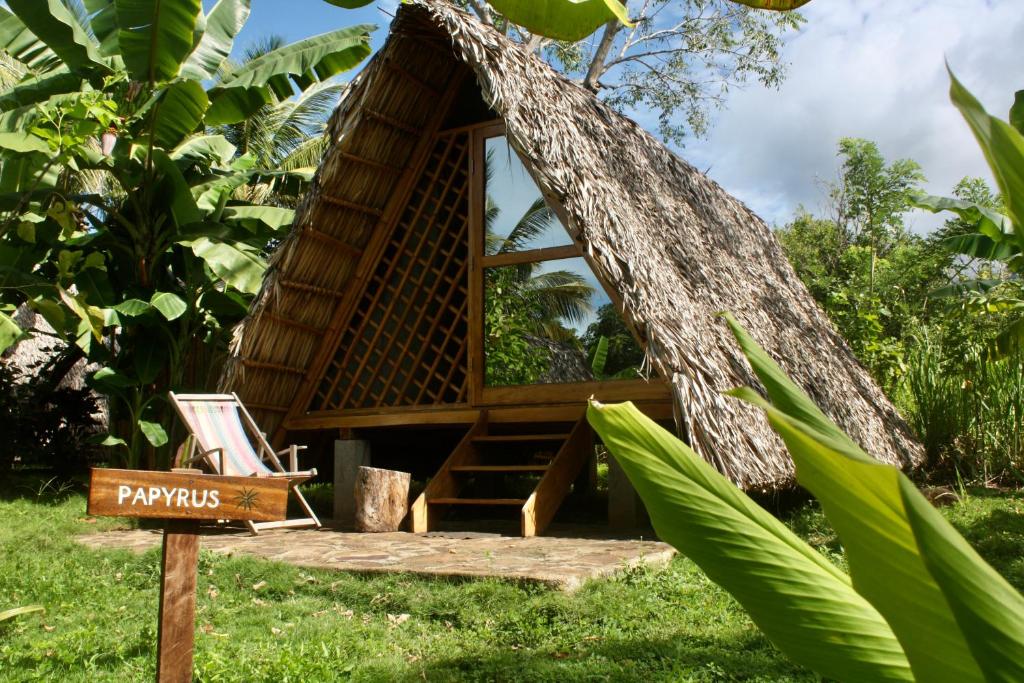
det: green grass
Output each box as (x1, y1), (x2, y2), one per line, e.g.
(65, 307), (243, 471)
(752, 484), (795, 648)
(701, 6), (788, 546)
(2, 480), (1023, 682)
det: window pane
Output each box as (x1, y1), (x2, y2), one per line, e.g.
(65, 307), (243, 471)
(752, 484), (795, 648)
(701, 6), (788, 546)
(484, 135), (572, 254)
(483, 257), (644, 387)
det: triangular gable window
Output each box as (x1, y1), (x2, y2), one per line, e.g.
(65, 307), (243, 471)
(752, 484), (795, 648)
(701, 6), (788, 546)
(477, 133), (642, 389)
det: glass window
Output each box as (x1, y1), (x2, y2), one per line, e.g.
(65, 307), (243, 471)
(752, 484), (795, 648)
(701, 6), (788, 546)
(484, 135), (572, 254)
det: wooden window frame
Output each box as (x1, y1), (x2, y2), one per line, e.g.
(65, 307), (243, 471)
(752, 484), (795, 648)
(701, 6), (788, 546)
(468, 122), (669, 407)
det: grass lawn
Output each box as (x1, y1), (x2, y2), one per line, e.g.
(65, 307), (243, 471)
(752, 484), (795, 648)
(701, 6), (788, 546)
(2, 479), (1022, 682)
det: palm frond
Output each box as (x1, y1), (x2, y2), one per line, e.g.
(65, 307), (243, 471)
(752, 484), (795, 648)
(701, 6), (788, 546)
(498, 197), (555, 253)
(279, 134), (329, 171)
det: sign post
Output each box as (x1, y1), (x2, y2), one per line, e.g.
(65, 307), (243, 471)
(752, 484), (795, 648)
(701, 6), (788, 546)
(87, 468), (290, 682)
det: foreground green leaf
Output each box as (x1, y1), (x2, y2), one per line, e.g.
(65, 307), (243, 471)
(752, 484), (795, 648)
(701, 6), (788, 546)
(138, 419), (168, 446)
(149, 292), (187, 321)
(486, 0), (631, 42)
(586, 400), (912, 682)
(725, 312), (1024, 681)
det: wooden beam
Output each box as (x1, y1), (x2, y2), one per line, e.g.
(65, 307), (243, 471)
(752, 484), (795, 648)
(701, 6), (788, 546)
(246, 403), (290, 414)
(480, 378), (673, 406)
(364, 109), (420, 137)
(263, 312), (325, 336)
(480, 244), (579, 269)
(156, 519), (199, 683)
(337, 151), (405, 174)
(278, 279), (344, 298)
(240, 359), (306, 375)
(320, 195), (384, 218)
(384, 57), (443, 96)
(283, 400), (673, 431)
(301, 227), (364, 259)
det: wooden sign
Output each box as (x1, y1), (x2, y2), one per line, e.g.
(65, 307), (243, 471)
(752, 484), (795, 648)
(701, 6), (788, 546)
(87, 468), (292, 682)
(88, 468), (288, 522)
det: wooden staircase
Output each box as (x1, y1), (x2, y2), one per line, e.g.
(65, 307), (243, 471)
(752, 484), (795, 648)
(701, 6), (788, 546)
(409, 411), (593, 536)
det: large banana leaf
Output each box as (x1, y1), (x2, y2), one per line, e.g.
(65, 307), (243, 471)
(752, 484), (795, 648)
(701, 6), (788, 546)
(181, 236), (266, 294)
(0, 70), (84, 112)
(724, 312), (1024, 681)
(486, 0), (631, 42)
(913, 193), (1013, 239)
(152, 80), (208, 149)
(948, 68), (1024, 249)
(114, 0), (202, 82)
(6, 0), (108, 74)
(586, 401), (912, 682)
(0, 8), (64, 73)
(205, 25), (373, 125)
(180, 0), (251, 81)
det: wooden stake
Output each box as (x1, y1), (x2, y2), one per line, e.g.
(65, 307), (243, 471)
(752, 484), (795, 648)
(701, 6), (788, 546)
(156, 518), (200, 683)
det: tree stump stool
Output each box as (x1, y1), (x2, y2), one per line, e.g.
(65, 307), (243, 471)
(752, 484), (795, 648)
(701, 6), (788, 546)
(354, 466), (411, 532)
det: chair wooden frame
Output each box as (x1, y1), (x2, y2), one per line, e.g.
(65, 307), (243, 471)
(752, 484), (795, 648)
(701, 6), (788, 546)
(169, 392), (322, 535)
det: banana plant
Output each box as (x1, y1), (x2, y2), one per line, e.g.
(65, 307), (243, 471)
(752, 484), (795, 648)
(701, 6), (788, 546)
(913, 74), (1024, 358)
(0, 0), (372, 467)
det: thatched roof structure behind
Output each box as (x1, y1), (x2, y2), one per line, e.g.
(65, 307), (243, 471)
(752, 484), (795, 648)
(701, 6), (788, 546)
(222, 0), (923, 488)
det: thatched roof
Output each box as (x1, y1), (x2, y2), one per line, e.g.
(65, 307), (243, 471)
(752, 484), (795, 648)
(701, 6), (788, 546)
(222, 0), (922, 488)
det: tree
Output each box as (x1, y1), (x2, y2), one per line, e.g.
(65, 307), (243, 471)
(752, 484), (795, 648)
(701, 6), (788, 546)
(829, 137), (925, 259)
(777, 139), (947, 388)
(0, 1), (372, 468)
(462, 0), (802, 144)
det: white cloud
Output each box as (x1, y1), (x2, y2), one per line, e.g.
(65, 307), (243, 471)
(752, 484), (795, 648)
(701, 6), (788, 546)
(682, 0), (1024, 233)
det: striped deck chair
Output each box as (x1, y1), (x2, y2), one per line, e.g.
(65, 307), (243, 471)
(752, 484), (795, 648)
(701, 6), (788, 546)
(169, 392), (321, 535)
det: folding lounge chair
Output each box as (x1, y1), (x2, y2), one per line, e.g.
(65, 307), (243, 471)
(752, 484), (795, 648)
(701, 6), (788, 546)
(169, 392), (321, 535)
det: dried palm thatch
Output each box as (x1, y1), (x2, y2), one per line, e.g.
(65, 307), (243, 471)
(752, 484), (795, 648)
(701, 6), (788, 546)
(222, 0), (923, 489)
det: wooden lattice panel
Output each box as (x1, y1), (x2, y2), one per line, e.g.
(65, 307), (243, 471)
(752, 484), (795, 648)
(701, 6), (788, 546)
(312, 132), (470, 410)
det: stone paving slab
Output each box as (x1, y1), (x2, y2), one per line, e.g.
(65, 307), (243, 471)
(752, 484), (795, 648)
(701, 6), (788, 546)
(76, 526), (675, 591)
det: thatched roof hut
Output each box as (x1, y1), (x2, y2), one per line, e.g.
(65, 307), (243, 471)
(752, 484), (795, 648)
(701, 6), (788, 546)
(222, 0), (922, 492)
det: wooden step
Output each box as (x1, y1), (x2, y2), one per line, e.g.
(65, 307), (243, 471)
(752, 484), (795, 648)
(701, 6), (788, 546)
(471, 434), (569, 444)
(429, 497), (527, 506)
(450, 465), (549, 474)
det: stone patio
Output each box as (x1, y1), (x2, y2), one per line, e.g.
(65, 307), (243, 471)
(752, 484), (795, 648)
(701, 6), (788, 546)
(77, 525), (674, 591)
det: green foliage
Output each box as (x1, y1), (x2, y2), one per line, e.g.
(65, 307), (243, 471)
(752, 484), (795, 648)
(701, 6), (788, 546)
(588, 314), (1024, 682)
(776, 141), (948, 389)
(902, 325), (1024, 481)
(484, 265), (553, 386)
(0, 1), (372, 468)
(485, 0), (630, 42)
(581, 303), (644, 379)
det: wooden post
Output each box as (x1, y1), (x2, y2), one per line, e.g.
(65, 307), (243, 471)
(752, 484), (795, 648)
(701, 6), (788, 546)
(87, 467), (290, 682)
(156, 518), (200, 683)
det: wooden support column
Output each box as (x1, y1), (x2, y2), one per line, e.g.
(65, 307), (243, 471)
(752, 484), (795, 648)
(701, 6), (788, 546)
(156, 518), (200, 683)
